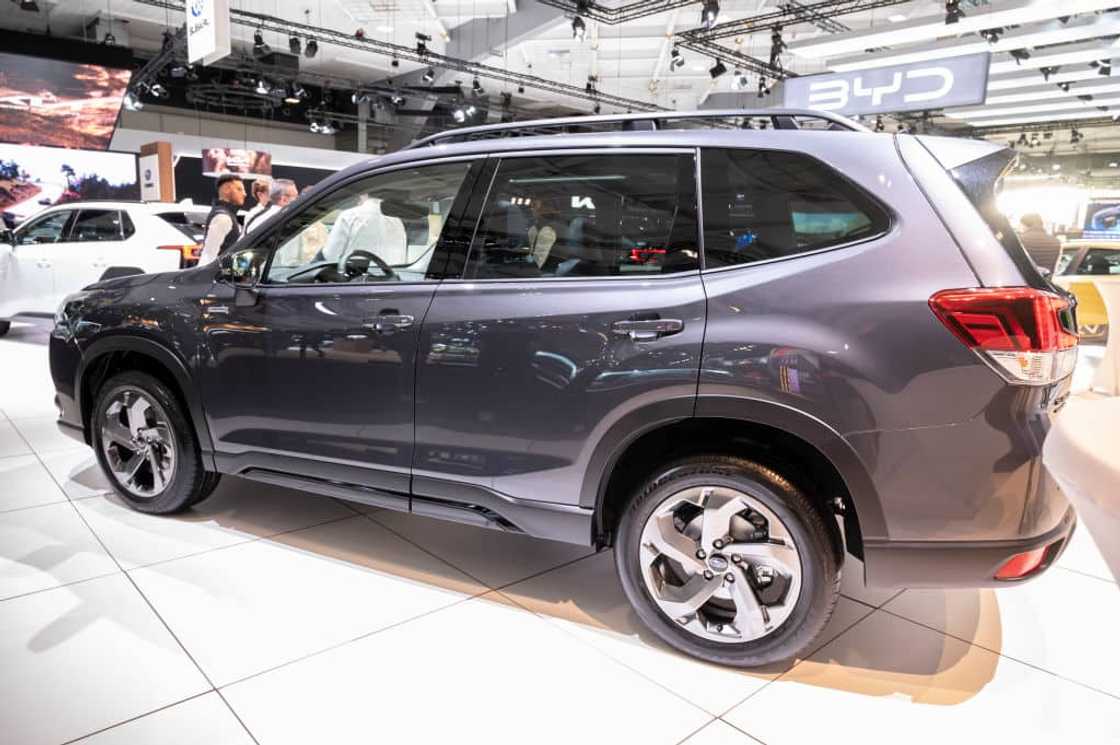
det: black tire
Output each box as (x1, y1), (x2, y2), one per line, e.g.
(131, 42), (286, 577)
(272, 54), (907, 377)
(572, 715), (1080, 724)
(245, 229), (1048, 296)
(615, 455), (840, 667)
(188, 472), (223, 508)
(92, 371), (208, 514)
(0, 321), (10, 337)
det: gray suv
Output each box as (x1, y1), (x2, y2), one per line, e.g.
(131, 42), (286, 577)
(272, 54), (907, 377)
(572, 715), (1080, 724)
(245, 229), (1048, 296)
(49, 110), (1078, 667)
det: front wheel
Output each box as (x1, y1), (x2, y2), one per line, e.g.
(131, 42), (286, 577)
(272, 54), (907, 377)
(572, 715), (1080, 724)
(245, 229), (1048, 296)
(615, 456), (839, 667)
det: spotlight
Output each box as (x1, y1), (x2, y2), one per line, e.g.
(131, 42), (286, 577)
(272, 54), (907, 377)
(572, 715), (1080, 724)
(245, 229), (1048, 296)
(321, 120), (339, 135)
(289, 36), (301, 55)
(391, 56), (400, 68)
(390, 93), (406, 107)
(452, 106), (467, 123)
(670, 46), (685, 71)
(416, 32), (431, 56)
(355, 28), (366, 40)
(709, 59), (727, 79)
(253, 28), (269, 55)
(981, 27), (1002, 44)
(1091, 59), (1112, 77)
(518, 84), (525, 94)
(732, 73), (749, 90)
(572, 15), (586, 41)
(1040, 66), (1060, 81)
(874, 116), (885, 132)
(593, 103), (601, 114)
(283, 85), (303, 105)
(465, 104), (477, 117)
(290, 83), (308, 101)
(352, 91), (370, 104)
(1009, 49), (1031, 65)
(757, 77), (770, 98)
(19, 0), (40, 11)
(122, 91), (143, 111)
(422, 68), (436, 83)
(1057, 81), (1071, 92)
(1071, 128), (1084, 144)
(305, 39), (318, 58)
(501, 92), (512, 109)
(586, 75), (598, 94)
(701, 0), (720, 29)
(472, 77), (485, 97)
(102, 32), (117, 46)
(770, 25), (786, 68)
(1017, 132), (1029, 146)
(255, 78), (271, 96)
(149, 82), (169, 99)
(168, 64), (189, 79)
(945, 0), (964, 24)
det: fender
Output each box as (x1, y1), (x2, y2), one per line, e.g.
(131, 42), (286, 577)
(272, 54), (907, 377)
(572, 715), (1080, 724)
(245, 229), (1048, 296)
(582, 394), (888, 542)
(76, 334), (216, 466)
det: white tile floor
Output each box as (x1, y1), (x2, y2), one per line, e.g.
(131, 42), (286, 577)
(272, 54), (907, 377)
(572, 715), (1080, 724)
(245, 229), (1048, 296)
(1, 319), (1118, 745)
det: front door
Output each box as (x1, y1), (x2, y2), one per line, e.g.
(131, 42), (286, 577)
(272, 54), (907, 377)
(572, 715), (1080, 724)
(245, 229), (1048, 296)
(414, 150), (706, 507)
(6, 209), (74, 315)
(200, 158), (480, 493)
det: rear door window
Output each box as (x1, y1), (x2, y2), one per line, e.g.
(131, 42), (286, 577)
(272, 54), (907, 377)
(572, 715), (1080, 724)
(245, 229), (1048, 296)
(464, 153), (699, 279)
(1069, 248), (1120, 275)
(700, 148), (890, 269)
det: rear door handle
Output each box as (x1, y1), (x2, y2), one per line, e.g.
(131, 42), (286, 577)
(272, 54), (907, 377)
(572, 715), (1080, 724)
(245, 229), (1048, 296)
(611, 318), (684, 341)
(365, 313), (415, 333)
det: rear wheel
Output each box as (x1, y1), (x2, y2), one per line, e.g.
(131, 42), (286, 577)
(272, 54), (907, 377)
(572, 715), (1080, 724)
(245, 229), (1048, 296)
(92, 371), (208, 514)
(615, 455), (839, 667)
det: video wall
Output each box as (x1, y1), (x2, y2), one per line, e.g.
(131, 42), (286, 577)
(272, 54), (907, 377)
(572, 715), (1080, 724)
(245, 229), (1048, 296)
(0, 52), (132, 151)
(1083, 198), (1120, 239)
(0, 143), (138, 222)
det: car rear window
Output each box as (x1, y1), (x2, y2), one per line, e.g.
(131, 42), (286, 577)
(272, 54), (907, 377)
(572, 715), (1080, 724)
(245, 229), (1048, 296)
(1066, 248), (1120, 275)
(157, 211), (207, 242)
(700, 148), (890, 269)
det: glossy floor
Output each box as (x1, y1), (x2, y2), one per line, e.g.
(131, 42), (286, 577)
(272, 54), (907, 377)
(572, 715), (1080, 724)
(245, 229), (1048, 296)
(1, 321), (1117, 745)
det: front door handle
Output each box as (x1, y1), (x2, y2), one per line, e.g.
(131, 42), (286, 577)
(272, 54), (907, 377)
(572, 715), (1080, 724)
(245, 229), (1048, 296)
(611, 318), (684, 341)
(365, 313), (415, 333)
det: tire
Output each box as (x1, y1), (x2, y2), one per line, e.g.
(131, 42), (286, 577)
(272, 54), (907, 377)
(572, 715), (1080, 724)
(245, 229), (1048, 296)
(0, 321), (10, 337)
(188, 472), (223, 508)
(615, 455), (840, 667)
(92, 371), (209, 514)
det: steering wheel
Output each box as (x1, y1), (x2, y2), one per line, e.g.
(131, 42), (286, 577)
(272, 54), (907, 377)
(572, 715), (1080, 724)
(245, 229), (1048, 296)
(340, 249), (398, 281)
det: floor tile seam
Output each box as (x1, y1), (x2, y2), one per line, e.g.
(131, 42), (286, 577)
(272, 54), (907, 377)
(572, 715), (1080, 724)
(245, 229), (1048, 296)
(713, 602), (881, 719)
(118, 512), (363, 572)
(672, 717), (717, 745)
(718, 718), (769, 744)
(0, 567), (124, 604)
(1051, 563), (1118, 586)
(56, 690), (216, 745)
(876, 605), (1120, 702)
(0, 496), (72, 514)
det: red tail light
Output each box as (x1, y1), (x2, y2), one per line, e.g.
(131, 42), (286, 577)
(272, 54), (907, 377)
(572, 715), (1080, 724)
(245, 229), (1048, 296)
(929, 287), (1078, 385)
(994, 546), (1048, 580)
(158, 244), (202, 268)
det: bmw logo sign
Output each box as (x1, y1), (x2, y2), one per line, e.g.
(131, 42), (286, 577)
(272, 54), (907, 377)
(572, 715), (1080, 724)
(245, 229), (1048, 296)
(190, 0), (204, 17)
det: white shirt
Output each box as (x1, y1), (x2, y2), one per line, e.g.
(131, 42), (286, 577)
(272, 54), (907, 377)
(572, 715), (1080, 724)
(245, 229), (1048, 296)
(322, 200), (407, 266)
(199, 212), (234, 265)
(246, 204), (281, 234)
(243, 202), (267, 228)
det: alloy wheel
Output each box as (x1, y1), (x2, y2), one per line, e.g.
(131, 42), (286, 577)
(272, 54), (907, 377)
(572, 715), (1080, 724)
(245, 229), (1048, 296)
(100, 388), (177, 499)
(638, 485), (803, 644)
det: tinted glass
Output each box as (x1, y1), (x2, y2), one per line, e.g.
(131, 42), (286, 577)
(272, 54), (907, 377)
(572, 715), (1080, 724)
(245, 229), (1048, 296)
(71, 210), (124, 242)
(1071, 248), (1120, 275)
(701, 148), (889, 269)
(121, 211), (136, 239)
(465, 153), (698, 279)
(17, 211), (70, 244)
(264, 162), (472, 285)
(158, 212), (207, 242)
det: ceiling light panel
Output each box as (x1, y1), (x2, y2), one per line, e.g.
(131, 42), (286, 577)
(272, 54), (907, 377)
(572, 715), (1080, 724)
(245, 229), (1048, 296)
(945, 96), (1120, 119)
(989, 38), (1120, 75)
(985, 81), (1120, 105)
(786, 0), (1120, 60)
(964, 108), (1120, 127)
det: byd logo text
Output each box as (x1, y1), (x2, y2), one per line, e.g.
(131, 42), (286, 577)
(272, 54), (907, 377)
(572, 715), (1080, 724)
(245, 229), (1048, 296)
(808, 67), (954, 110)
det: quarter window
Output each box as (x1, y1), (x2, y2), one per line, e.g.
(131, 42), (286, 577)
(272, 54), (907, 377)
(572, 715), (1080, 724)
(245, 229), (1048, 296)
(701, 149), (890, 269)
(465, 153), (699, 279)
(71, 210), (126, 242)
(264, 161), (472, 285)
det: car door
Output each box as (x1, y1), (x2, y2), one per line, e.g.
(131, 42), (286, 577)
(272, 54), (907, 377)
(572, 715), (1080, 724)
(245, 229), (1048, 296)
(3, 209), (74, 315)
(413, 149), (707, 509)
(199, 157), (482, 496)
(59, 209), (130, 299)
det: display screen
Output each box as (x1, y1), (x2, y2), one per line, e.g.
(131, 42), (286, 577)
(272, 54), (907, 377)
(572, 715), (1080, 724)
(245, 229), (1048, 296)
(0, 143), (138, 223)
(202, 148), (273, 177)
(1083, 198), (1120, 239)
(0, 52), (132, 150)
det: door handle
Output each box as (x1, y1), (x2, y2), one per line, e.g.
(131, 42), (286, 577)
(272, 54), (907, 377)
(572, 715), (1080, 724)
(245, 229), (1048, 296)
(36, 260), (51, 269)
(365, 313), (415, 333)
(611, 318), (684, 341)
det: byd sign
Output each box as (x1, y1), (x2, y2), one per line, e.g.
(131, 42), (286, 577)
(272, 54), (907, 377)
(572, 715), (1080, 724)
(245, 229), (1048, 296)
(783, 53), (990, 116)
(186, 0), (231, 66)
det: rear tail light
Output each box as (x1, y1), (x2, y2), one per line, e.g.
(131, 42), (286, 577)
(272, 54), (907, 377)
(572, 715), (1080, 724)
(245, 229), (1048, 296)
(929, 287), (1078, 385)
(158, 244), (202, 268)
(994, 546), (1048, 580)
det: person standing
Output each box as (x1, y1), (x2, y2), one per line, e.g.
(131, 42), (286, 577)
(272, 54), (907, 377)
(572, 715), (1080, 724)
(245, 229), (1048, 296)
(242, 177), (271, 229)
(246, 179), (298, 234)
(1018, 213), (1062, 273)
(199, 173), (246, 264)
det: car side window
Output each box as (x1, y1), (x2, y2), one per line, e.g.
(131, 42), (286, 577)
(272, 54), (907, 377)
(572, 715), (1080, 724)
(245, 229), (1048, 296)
(465, 153), (699, 279)
(263, 161), (473, 285)
(1073, 248), (1120, 275)
(701, 148), (890, 269)
(16, 211), (71, 245)
(70, 210), (125, 242)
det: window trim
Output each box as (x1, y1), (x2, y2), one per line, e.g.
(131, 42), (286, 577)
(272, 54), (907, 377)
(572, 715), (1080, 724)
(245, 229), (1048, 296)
(697, 146), (897, 276)
(453, 146), (703, 285)
(16, 209), (74, 245)
(253, 153), (487, 289)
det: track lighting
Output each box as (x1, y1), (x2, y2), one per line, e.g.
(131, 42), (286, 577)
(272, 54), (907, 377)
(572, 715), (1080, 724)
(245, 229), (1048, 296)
(1057, 81), (1071, 92)
(945, 0), (964, 24)
(289, 36), (301, 55)
(422, 68), (436, 83)
(1040, 66), (1060, 81)
(770, 26), (786, 69)
(981, 27), (1002, 44)
(122, 91), (143, 111)
(305, 39), (318, 58)
(1009, 49), (1031, 65)
(572, 15), (586, 41)
(670, 46), (685, 71)
(701, 0), (720, 29)
(253, 28), (269, 55)
(1092, 59), (1112, 77)
(416, 32), (431, 56)
(709, 59), (727, 79)
(168, 64), (189, 79)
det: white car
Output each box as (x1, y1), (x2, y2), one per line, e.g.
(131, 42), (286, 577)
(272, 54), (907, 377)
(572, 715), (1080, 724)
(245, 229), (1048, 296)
(0, 201), (210, 336)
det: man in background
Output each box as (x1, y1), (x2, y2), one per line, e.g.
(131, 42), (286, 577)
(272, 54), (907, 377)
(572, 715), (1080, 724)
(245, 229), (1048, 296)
(1019, 213), (1062, 273)
(199, 173), (245, 264)
(246, 179), (297, 234)
(242, 177), (271, 229)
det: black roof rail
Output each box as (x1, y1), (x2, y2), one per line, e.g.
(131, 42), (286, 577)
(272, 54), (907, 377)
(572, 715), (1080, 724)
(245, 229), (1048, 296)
(408, 108), (867, 148)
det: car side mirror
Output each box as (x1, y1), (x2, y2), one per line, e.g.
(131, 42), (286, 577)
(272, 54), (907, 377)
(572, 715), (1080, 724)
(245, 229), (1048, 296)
(217, 248), (265, 286)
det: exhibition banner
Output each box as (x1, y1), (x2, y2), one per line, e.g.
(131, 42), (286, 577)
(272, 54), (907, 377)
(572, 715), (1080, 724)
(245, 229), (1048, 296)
(201, 148), (272, 178)
(187, 0), (232, 66)
(0, 143), (138, 221)
(139, 153), (162, 201)
(783, 52), (991, 116)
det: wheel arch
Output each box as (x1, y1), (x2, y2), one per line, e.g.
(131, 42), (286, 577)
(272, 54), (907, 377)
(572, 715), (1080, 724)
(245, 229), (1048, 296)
(587, 396), (887, 559)
(77, 335), (214, 463)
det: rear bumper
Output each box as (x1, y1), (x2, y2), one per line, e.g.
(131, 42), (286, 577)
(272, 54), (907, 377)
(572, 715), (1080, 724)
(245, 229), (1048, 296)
(862, 505), (1076, 589)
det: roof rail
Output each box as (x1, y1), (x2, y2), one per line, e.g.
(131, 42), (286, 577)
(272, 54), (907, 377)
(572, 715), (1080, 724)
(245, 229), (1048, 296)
(407, 108), (868, 148)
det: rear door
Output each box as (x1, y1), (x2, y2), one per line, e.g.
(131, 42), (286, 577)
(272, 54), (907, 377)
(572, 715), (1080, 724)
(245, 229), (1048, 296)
(413, 149), (706, 508)
(58, 209), (130, 300)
